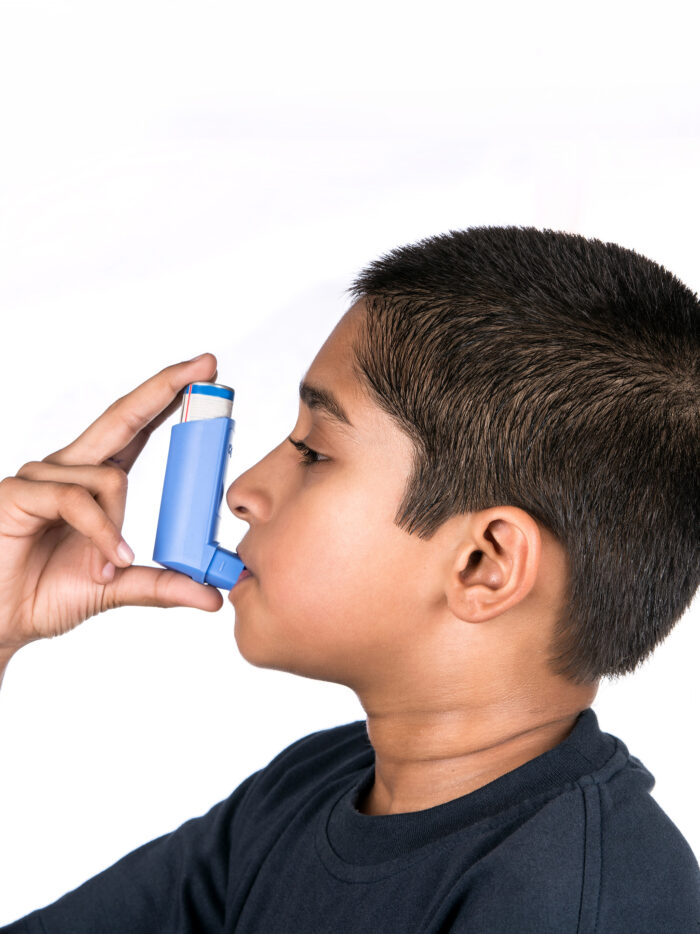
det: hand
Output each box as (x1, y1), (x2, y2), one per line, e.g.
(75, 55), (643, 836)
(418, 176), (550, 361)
(0, 354), (224, 657)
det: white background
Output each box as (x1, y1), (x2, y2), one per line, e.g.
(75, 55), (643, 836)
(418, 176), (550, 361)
(1, 0), (699, 923)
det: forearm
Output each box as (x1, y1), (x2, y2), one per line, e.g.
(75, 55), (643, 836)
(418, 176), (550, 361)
(0, 648), (16, 692)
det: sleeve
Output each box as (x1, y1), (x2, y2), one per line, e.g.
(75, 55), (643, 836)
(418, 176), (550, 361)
(0, 769), (262, 934)
(595, 793), (700, 933)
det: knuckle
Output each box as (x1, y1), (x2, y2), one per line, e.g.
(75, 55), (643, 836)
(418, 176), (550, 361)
(129, 406), (150, 435)
(61, 482), (89, 506)
(103, 465), (128, 492)
(16, 460), (41, 479)
(0, 475), (18, 495)
(154, 569), (173, 606)
(115, 405), (145, 437)
(42, 451), (67, 466)
(104, 397), (129, 426)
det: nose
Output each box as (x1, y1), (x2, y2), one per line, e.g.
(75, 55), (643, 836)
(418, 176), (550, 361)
(226, 472), (254, 522)
(225, 441), (285, 522)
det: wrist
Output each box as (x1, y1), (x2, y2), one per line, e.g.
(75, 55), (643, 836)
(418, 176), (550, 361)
(0, 645), (20, 688)
(0, 642), (22, 662)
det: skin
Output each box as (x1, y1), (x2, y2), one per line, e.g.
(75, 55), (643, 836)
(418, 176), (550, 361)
(226, 299), (599, 816)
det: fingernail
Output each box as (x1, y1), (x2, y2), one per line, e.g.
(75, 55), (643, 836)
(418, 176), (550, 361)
(190, 352), (210, 362)
(102, 562), (115, 581)
(117, 541), (135, 564)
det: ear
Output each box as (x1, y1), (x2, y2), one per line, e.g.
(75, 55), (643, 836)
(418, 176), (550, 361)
(446, 507), (542, 623)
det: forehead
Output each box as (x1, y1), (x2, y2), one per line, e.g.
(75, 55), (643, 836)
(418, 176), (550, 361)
(300, 301), (368, 423)
(311, 299), (365, 368)
(301, 301), (416, 466)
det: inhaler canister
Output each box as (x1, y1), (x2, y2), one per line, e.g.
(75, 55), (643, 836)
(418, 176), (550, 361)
(152, 381), (245, 589)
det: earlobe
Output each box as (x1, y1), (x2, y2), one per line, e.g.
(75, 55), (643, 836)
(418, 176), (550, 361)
(449, 509), (541, 623)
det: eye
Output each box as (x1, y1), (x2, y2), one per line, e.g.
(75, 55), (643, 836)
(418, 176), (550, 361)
(287, 436), (330, 467)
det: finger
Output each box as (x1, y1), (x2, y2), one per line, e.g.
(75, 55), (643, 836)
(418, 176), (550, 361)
(15, 461), (128, 522)
(102, 565), (225, 613)
(102, 393), (184, 475)
(100, 365), (218, 474)
(110, 365), (218, 462)
(3, 478), (134, 578)
(14, 461), (130, 581)
(43, 353), (218, 469)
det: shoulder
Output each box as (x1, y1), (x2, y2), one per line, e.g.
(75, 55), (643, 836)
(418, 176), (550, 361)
(261, 719), (371, 775)
(595, 756), (700, 931)
(449, 747), (700, 933)
(242, 719), (372, 814)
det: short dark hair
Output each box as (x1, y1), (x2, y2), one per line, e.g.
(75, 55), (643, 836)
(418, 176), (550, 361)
(347, 226), (699, 685)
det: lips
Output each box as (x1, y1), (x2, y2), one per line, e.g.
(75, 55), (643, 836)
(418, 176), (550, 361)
(236, 548), (254, 577)
(229, 566), (254, 599)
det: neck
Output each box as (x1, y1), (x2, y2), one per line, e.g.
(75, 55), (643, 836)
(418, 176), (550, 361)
(356, 690), (597, 816)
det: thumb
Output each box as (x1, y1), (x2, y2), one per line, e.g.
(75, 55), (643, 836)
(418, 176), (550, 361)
(105, 565), (225, 612)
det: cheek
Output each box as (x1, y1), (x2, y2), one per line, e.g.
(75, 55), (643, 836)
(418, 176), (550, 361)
(261, 484), (421, 651)
(270, 489), (370, 604)
(256, 483), (393, 641)
(232, 451), (431, 681)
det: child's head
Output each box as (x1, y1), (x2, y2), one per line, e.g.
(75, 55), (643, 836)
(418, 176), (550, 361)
(227, 226), (698, 708)
(348, 226), (699, 685)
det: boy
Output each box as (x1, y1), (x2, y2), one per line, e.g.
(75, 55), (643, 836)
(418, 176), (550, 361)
(0, 226), (698, 932)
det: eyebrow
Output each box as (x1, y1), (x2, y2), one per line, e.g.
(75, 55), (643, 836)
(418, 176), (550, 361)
(298, 379), (355, 430)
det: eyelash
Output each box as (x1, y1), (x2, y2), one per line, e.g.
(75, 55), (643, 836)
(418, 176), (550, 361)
(287, 436), (329, 467)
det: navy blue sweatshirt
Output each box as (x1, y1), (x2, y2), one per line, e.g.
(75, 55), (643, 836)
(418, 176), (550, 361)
(2, 707), (699, 932)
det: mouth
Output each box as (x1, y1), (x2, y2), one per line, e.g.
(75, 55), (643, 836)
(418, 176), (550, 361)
(229, 566), (254, 596)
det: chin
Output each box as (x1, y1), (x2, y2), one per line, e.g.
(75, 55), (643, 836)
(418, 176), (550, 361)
(232, 620), (339, 682)
(233, 614), (289, 672)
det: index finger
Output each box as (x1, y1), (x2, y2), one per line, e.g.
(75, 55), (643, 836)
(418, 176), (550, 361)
(43, 354), (218, 468)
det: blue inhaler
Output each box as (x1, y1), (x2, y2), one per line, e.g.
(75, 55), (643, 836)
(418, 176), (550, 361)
(152, 381), (245, 589)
